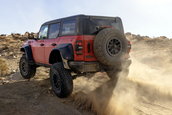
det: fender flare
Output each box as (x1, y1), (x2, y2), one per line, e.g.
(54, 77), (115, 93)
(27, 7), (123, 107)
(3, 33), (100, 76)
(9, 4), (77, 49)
(20, 45), (34, 62)
(49, 44), (74, 69)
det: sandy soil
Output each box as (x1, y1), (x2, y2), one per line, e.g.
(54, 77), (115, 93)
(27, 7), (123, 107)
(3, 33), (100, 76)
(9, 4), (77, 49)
(0, 34), (172, 115)
(0, 75), (93, 115)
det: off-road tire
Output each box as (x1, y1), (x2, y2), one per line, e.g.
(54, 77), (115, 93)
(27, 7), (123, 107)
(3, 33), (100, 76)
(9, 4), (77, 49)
(94, 28), (128, 66)
(19, 54), (36, 79)
(50, 63), (73, 98)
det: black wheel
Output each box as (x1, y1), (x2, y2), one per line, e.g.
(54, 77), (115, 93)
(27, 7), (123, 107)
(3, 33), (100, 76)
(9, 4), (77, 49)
(19, 54), (36, 79)
(94, 28), (128, 66)
(50, 63), (73, 98)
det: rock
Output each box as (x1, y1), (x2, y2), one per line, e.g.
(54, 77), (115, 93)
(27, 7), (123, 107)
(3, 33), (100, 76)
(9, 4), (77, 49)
(0, 34), (6, 37)
(8, 72), (22, 80)
(23, 32), (30, 38)
(12, 69), (16, 73)
(0, 77), (5, 80)
(13, 55), (17, 58)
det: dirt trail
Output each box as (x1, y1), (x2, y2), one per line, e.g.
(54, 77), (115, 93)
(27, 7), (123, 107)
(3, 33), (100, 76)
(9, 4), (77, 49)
(0, 34), (172, 115)
(0, 72), (93, 115)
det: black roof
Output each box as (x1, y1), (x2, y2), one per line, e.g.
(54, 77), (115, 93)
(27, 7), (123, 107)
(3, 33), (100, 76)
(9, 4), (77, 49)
(42, 14), (119, 25)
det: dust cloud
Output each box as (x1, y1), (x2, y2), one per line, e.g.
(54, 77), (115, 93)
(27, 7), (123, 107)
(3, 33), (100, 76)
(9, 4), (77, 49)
(72, 35), (172, 115)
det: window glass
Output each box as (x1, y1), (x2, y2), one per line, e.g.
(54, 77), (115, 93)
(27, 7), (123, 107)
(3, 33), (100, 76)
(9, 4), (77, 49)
(61, 20), (76, 35)
(39, 25), (48, 39)
(48, 23), (60, 39)
(83, 18), (122, 35)
(91, 18), (116, 27)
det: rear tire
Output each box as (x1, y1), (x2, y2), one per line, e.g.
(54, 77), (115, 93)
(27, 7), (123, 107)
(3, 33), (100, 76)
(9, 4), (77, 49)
(19, 54), (36, 79)
(50, 63), (73, 98)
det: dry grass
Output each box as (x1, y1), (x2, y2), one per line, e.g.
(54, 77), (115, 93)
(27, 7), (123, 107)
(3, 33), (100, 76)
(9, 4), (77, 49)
(0, 58), (9, 76)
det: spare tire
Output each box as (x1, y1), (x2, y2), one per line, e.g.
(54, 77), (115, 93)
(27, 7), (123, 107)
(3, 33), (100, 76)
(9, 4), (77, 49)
(94, 28), (128, 66)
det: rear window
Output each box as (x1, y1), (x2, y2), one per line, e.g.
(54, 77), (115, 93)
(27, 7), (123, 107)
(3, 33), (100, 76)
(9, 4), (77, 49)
(48, 23), (60, 39)
(91, 18), (116, 27)
(61, 20), (76, 36)
(83, 17), (124, 35)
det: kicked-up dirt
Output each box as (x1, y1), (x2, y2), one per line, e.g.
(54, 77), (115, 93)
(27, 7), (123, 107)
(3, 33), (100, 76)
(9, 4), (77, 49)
(0, 33), (172, 115)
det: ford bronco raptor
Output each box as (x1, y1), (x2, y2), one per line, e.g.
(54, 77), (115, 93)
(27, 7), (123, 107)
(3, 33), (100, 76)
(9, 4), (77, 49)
(19, 15), (131, 98)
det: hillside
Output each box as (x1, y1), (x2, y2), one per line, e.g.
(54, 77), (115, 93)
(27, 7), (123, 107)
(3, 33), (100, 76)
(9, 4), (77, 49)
(0, 33), (172, 115)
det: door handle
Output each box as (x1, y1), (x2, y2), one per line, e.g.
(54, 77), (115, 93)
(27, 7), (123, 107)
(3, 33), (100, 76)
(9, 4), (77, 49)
(51, 43), (56, 46)
(40, 43), (44, 46)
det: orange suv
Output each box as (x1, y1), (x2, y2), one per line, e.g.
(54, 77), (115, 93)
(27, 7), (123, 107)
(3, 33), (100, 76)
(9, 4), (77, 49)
(19, 15), (131, 98)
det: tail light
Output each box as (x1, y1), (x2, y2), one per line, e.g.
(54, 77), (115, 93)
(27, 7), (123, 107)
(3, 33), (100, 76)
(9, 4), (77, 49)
(75, 40), (83, 55)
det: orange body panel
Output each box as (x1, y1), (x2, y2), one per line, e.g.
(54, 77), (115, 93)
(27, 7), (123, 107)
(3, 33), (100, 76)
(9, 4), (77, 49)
(29, 35), (97, 64)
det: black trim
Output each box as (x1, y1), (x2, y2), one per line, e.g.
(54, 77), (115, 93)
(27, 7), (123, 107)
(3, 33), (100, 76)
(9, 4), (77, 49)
(53, 44), (74, 60)
(36, 63), (51, 67)
(68, 61), (100, 73)
(42, 15), (120, 25)
(20, 45), (34, 63)
(49, 44), (74, 64)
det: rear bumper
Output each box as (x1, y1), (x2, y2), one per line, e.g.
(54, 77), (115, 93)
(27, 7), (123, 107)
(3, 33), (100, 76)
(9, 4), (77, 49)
(68, 61), (100, 73)
(68, 59), (131, 73)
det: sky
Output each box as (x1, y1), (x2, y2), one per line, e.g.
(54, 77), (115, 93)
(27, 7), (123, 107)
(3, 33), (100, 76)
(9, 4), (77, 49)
(0, 0), (172, 38)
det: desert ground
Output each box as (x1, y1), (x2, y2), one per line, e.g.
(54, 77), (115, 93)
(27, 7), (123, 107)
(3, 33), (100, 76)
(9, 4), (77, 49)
(0, 33), (172, 115)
